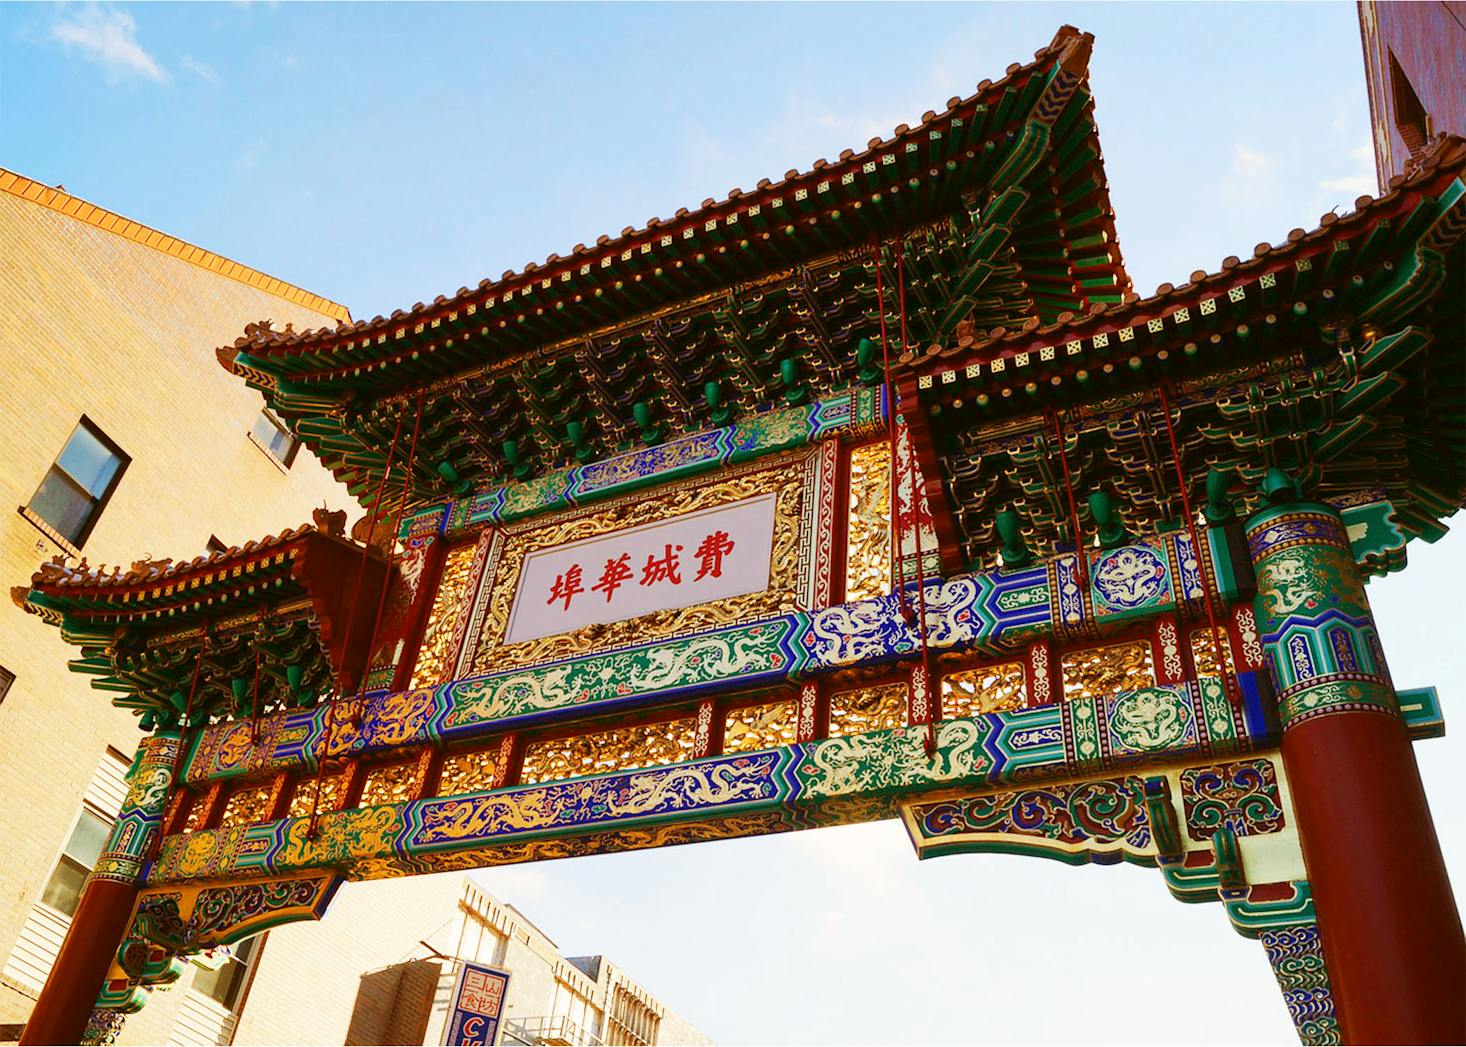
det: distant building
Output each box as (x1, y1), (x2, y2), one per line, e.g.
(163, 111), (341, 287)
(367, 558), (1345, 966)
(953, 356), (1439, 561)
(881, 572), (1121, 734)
(1358, 0), (1466, 188)
(232, 874), (711, 1047)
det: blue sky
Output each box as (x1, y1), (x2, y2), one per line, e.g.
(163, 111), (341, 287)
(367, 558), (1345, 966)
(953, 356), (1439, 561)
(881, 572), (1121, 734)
(4, 3), (1462, 1044)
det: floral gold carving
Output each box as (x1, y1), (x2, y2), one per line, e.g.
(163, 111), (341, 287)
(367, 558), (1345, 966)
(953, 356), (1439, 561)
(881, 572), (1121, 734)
(438, 748), (499, 796)
(288, 771), (347, 820)
(941, 662), (1027, 717)
(219, 785), (272, 829)
(359, 760), (425, 807)
(411, 540), (480, 688)
(828, 682), (907, 736)
(521, 717), (699, 785)
(845, 442), (892, 602)
(1061, 640), (1156, 701)
(1190, 628), (1237, 678)
(723, 700), (799, 754)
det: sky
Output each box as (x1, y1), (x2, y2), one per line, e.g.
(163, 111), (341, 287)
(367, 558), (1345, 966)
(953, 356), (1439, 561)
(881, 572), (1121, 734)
(2, 3), (1462, 1044)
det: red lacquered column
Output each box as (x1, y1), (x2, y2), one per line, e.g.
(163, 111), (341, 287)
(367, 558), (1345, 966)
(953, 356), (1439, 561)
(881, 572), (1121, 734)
(1247, 500), (1464, 1044)
(22, 732), (179, 1046)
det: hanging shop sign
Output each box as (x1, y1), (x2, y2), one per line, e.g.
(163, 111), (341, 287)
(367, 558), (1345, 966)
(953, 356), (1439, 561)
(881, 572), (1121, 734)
(442, 961), (513, 1047)
(505, 493), (778, 644)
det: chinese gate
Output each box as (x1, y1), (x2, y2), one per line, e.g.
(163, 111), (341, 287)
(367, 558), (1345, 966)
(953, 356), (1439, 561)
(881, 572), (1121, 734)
(14, 27), (1464, 1047)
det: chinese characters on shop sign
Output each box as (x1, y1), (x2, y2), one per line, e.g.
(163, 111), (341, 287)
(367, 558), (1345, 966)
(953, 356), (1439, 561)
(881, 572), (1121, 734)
(442, 962), (511, 1046)
(505, 494), (777, 644)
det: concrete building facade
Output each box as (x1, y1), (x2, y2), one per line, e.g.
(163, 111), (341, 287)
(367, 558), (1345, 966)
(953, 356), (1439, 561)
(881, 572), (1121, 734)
(231, 874), (710, 1047)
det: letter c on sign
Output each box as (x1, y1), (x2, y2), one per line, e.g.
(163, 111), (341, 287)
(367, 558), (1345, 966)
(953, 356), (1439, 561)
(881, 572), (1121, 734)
(462, 1016), (486, 1044)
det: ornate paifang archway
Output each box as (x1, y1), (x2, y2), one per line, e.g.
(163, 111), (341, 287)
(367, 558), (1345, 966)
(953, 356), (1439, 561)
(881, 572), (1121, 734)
(14, 27), (1464, 1046)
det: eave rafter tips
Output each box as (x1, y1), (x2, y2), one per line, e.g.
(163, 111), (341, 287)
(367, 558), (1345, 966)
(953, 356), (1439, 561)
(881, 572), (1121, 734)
(910, 135), (1466, 560)
(13, 513), (392, 727)
(213, 26), (1130, 511)
(906, 137), (1466, 392)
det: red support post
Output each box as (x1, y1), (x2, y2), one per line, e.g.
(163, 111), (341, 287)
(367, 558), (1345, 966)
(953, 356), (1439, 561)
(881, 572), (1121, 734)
(796, 681), (827, 742)
(21, 732), (180, 1046)
(20, 880), (138, 1045)
(1247, 500), (1464, 1043)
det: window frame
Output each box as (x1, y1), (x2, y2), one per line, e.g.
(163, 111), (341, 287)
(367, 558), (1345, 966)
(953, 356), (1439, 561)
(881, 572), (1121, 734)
(248, 408), (300, 470)
(36, 805), (113, 918)
(20, 416), (130, 552)
(190, 933), (265, 1012)
(1388, 49), (1432, 155)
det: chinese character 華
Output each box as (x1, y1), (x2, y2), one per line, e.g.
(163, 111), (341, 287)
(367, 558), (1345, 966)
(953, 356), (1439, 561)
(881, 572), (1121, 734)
(592, 553), (634, 602)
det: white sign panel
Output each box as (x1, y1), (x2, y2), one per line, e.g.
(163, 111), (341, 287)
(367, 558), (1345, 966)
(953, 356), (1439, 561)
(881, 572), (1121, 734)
(505, 493), (777, 644)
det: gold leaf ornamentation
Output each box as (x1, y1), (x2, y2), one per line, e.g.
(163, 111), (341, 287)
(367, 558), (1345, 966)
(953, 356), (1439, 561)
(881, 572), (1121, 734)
(471, 453), (808, 673)
(410, 540), (480, 688)
(1061, 640), (1156, 701)
(844, 442), (892, 602)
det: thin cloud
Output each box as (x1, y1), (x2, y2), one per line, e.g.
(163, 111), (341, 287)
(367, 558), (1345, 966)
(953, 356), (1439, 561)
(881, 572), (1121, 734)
(1231, 144), (1275, 182)
(1319, 139), (1378, 201)
(51, 4), (167, 84)
(182, 55), (222, 85)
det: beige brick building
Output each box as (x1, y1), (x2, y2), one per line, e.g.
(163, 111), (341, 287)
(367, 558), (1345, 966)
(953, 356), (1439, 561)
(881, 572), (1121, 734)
(0, 170), (711, 1047)
(0, 167), (355, 1044)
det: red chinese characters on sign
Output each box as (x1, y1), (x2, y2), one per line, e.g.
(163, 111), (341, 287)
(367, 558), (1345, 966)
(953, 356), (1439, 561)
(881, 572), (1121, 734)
(460, 969), (505, 1017)
(641, 543), (684, 587)
(694, 530), (734, 580)
(507, 493), (777, 645)
(444, 961), (512, 1046)
(548, 538), (730, 610)
(546, 565), (584, 610)
(592, 553), (634, 602)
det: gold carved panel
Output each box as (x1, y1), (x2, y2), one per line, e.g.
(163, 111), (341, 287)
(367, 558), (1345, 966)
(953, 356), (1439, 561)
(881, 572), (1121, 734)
(845, 442), (892, 602)
(288, 770), (347, 819)
(723, 699), (799, 754)
(438, 748), (499, 796)
(359, 760), (425, 807)
(471, 453), (808, 674)
(521, 718), (698, 785)
(219, 784), (272, 828)
(1190, 628), (1236, 677)
(183, 793), (212, 833)
(828, 682), (907, 736)
(941, 662), (1026, 717)
(411, 540), (480, 688)
(1061, 640), (1156, 701)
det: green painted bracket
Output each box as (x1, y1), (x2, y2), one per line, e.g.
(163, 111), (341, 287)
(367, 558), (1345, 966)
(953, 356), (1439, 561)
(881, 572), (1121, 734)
(1398, 687), (1444, 740)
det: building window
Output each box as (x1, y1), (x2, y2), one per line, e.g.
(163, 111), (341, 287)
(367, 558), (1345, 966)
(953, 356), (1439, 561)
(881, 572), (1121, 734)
(249, 409), (299, 468)
(192, 934), (262, 1011)
(0, 665), (12, 707)
(24, 418), (129, 548)
(38, 808), (111, 917)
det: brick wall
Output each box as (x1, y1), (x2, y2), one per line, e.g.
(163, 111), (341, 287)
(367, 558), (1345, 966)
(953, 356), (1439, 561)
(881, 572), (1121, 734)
(0, 178), (713, 1047)
(0, 181), (351, 1033)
